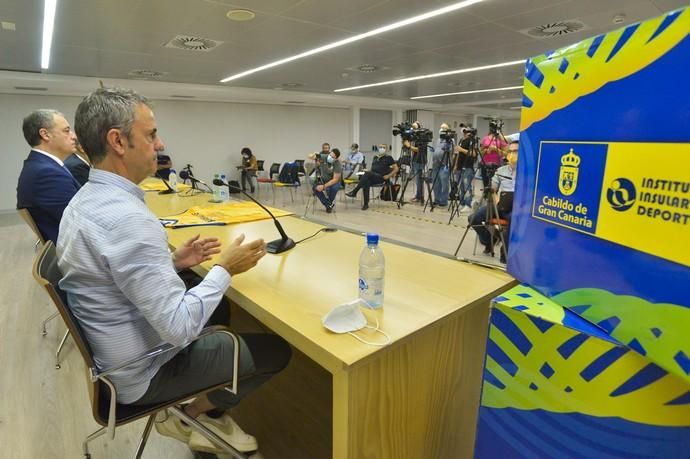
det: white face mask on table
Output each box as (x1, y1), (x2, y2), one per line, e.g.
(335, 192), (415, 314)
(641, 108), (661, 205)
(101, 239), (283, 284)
(321, 299), (391, 346)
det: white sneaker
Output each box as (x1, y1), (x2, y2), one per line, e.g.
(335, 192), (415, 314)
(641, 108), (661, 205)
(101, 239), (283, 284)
(154, 410), (192, 443)
(460, 205), (473, 213)
(188, 413), (258, 453)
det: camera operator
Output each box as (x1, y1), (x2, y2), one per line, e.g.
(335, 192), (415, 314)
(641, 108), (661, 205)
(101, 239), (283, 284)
(308, 142), (331, 186)
(343, 143), (364, 179)
(312, 148), (342, 213)
(480, 120), (508, 167)
(468, 140), (518, 263)
(431, 123), (456, 207)
(453, 127), (476, 213)
(345, 144), (398, 211)
(402, 121), (429, 203)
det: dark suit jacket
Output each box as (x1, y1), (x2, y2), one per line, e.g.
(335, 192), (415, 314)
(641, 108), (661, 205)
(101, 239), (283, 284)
(64, 153), (91, 186)
(16, 150), (81, 244)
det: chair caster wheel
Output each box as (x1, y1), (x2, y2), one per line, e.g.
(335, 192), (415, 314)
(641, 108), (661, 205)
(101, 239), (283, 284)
(55, 364), (61, 370)
(84, 454), (91, 459)
(42, 330), (47, 337)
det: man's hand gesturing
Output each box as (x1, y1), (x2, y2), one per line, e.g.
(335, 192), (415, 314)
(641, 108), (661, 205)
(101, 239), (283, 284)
(216, 234), (267, 276)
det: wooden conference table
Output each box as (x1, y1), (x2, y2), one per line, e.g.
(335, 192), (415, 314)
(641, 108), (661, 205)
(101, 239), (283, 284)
(145, 190), (514, 459)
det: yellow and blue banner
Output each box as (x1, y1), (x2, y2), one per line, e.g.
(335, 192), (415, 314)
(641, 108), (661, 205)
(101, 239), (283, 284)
(476, 6), (690, 458)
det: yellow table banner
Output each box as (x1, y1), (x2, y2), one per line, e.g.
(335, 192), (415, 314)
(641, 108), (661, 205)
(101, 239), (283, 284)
(160, 201), (293, 228)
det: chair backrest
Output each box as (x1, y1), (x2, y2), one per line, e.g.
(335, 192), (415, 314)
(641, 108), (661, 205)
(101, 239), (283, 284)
(269, 162), (280, 179)
(294, 159), (306, 175)
(32, 241), (96, 369)
(18, 208), (46, 244)
(256, 159), (265, 172)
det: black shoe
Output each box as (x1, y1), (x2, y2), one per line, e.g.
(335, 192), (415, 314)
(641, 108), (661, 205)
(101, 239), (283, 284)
(361, 204), (369, 210)
(345, 191), (356, 198)
(500, 254), (507, 264)
(326, 204), (334, 213)
(482, 244), (493, 255)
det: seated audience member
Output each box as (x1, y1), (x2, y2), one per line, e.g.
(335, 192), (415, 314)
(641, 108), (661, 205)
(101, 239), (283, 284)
(16, 109), (80, 243)
(468, 140), (518, 263)
(239, 147), (257, 193)
(312, 148), (342, 213)
(58, 87), (291, 454)
(64, 140), (91, 186)
(157, 150), (173, 179)
(345, 144), (399, 210)
(343, 143), (364, 179)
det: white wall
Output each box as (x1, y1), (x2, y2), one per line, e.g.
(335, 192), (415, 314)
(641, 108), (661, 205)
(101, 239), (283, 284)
(1, 93), (351, 211)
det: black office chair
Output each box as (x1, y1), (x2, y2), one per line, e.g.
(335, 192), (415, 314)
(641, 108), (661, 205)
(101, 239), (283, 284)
(32, 241), (250, 459)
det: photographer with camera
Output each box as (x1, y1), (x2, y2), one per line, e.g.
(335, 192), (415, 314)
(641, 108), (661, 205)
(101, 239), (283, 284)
(453, 127), (477, 213)
(480, 120), (508, 167)
(308, 142), (331, 186)
(238, 147), (257, 193)
(312, 148), (342, 213)
(345, 145), (398, 211)
(468, 140), (518, 263)
(431, 123), (456, 207)
(401, 121), (429, 203)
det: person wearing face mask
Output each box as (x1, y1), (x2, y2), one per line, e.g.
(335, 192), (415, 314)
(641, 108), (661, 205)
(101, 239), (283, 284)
(344, 143), (364, 179)
(312, 148), (343, 213)
(239, 147), (257, 193)
(468, 140), (518, 263)
(345, 144), (399, 210)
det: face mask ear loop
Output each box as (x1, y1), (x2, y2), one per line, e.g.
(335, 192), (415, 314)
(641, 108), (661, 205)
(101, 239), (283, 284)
(347, 316), (391, 346)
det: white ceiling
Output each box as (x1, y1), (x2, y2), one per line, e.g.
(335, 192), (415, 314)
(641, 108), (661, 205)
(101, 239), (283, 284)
(0, 0), (686, 112)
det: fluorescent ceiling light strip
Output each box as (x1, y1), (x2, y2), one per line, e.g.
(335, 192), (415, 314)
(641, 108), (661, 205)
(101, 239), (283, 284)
(220, 0), (485, 83)
(41, 0), (57, 69)
(335, 59), (525, 92)
(411, 85), (524, 100)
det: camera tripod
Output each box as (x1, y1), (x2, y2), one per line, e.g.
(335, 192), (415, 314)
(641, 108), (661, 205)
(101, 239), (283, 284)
(423, 138), (458, 213)
(396, 143), (431, 208)
(453, 187), (508, 263)
(447, 135), (480, 224)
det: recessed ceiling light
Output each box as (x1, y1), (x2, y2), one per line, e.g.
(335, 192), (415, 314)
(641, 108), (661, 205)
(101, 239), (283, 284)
(281, 82), (303, 88)
(14, 86), (48, 91)
(41, 0), (57, 69)
(220, 0), (486, 83)
(227, 9), (255, 22)
(1, 21), (16, 31)
(410, 85), (523, 100)
(357, 64), (379, 73)
(612, 14), (626, 25)
(335, 59), (525, 93)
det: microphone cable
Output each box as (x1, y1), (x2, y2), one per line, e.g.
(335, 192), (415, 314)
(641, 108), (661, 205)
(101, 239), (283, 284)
(295, 227), (338, 245)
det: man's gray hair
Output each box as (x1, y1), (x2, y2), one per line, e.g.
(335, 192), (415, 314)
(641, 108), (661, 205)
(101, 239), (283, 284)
(22, 109), (62, 147)
(74, 87), (151, 164)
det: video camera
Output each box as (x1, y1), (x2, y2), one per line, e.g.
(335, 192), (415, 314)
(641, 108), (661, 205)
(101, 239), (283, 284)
(462, 127), (478, 137)
(392, 122), (434, 144)
(488, 119), (504, 135)
(439, 128), (456, 141)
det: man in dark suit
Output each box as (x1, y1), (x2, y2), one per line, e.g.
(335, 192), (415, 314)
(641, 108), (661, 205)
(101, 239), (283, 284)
(16, 109), (80, 243)
(64, 140), (91, 186)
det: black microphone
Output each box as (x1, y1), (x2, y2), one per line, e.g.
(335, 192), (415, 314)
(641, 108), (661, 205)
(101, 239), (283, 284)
(213, 178), (295, 254)
(154, 171), (176, 194)
(179, 170), (211, 192)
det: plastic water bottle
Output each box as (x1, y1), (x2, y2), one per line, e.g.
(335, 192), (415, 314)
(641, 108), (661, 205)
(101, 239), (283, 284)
(359, 233), (385, 309)
(168, 169), (178, 192)
(212, 174), (221, 202)
(219, 174), (229, 202)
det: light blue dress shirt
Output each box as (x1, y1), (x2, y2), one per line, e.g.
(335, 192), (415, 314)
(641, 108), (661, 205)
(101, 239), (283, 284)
(57, 169), (231, 403)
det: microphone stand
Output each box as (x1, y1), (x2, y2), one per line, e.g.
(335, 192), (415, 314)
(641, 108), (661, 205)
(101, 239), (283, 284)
(213, 178), (295, 254)
(155, 171), (177, 195)
(179, 170), (212, 193)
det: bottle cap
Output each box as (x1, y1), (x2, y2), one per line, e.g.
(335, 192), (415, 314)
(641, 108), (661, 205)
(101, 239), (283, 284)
(366, 233), (379, 245)
(170, 169), (176, 173)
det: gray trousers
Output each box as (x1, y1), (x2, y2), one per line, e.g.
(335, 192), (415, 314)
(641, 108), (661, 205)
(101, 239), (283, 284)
(132, 333), (291, 410)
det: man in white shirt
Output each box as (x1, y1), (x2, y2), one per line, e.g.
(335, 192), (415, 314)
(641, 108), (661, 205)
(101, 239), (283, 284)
(344, 143), (364, 178)
(58, 87), (291, 454)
